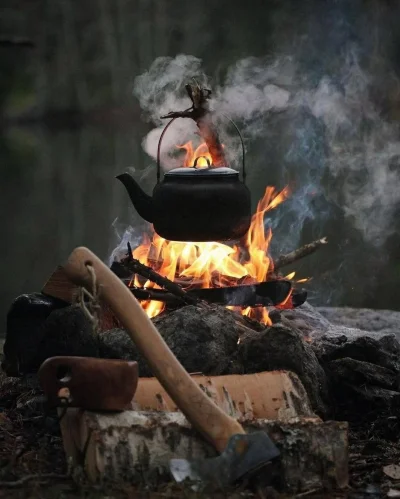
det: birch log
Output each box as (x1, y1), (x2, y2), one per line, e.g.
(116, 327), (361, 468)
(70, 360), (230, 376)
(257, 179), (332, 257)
(60, 410), (348, 493)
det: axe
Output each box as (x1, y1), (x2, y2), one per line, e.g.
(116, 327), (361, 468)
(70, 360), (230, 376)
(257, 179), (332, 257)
(62, 247), (280, 488)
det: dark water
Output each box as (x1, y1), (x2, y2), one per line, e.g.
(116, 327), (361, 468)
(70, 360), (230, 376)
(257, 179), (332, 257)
(1, 123), (400, 335)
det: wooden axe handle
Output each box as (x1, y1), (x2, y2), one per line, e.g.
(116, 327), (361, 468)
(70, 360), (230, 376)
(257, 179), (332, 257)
(63, 247), (246, 452)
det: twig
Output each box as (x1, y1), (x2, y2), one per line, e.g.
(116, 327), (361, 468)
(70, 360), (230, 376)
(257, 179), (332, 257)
(127, 241), (133, 261)
(0, 474), (69, 489)
(274, 237), (328, 271)
(130, 287), (182, 306)
(161, 80), (227, 167)
(295, 488), (323, 498)
(121, 244), (201, 306)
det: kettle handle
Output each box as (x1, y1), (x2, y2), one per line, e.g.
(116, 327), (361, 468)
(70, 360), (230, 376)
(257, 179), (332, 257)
(156, 115), (246, 183)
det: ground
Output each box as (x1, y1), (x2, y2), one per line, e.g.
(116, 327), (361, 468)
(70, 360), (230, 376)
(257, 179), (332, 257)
(1, 364), (400, 499)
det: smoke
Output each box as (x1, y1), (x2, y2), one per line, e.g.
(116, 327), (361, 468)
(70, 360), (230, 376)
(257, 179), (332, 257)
(132, 38), (400, 252)
(133, 55), (204, 171)
(108, 220), (144, 267)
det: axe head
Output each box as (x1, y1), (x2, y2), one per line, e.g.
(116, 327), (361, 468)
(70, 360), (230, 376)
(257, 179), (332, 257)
(170, 431), (280, 489)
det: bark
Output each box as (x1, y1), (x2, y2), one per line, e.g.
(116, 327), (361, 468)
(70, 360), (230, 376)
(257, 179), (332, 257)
(60, 409), (348, 493)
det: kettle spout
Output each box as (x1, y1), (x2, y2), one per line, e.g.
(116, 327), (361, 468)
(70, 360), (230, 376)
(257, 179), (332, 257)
(116, 173), (154, 223)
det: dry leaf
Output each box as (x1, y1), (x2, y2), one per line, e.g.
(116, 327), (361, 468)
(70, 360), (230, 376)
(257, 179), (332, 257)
(383, 464), (400, 480)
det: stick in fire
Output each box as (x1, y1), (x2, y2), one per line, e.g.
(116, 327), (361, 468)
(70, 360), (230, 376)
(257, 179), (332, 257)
(273, 237), (328, 271)
(121, 242), (205, 307)
(160, 79), (227, 168)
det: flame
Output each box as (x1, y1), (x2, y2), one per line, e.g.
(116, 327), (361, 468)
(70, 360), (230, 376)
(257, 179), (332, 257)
(129, 162), (291, 325)
(177, 141), (214, 168)
(284, 271), (310, 284)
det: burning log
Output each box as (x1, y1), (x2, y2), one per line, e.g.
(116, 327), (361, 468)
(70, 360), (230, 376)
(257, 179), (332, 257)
(127, 281), (292, 308)
(274, 237), (328, 271)
(161, 80), (227, 167)
(113, 258), (306, 311)
(116, 243), (203, 307)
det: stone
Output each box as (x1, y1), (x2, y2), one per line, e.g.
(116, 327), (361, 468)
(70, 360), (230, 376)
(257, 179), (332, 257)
(238, 324), (330, 417)
(99, 328), (153, 377)
(327, 357), (398, 390)
(317, 307), (400, 339)
(310, 333), (400, 373)
(152, 305), (247, 376)
(32, 305), (101, 371)
(328, 357), (400, 419)
(2, 292), (68, 376)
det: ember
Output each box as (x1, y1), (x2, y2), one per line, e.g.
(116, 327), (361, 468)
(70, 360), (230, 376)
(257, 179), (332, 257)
(130, 140), (292, 324)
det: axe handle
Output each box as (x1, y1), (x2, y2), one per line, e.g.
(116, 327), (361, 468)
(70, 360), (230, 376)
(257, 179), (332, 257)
(63, 247), (246, 453)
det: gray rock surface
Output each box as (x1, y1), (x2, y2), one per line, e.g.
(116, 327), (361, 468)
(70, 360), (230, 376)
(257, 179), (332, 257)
(316, 307), (400, 339)
(282, 302), (400, 342)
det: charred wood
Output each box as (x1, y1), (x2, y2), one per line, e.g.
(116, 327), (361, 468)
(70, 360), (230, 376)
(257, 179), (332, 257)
(128, 282), (305, 309)
(113, 251), (202, 307)
(291, 288), (308, 307)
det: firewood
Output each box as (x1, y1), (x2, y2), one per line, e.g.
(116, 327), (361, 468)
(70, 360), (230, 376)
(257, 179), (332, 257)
(273, 237), (328, 270)
(118, 242), (207, 307)
(133, 370), (315, 420)
(59, 409), (348, 492)
(113, 259), (201, 307)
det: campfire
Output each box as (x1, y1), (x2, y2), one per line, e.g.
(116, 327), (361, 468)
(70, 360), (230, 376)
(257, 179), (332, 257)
(129, 140), (293, 325)
(4, 59), (400, 499)
(0, 79), (353, 497)
(111, 81), (322, 326)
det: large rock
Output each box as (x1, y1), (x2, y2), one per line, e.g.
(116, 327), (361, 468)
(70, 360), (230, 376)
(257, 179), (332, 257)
(2, 292), (68, 376)
(153, 305), (247, 375)
(99, 328), (153, 377)
(32, 305), (101, 370)
(327, 357), (400, 419)
(281, 303), (400, 419)
(310, 333), (400, 373)
(327, 357), (398, 390)
(238, 324), (330, 417)
(100, 304), (251, 377)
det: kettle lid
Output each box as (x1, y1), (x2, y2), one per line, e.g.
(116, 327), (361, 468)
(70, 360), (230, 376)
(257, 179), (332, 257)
(165, 166), (239, 177)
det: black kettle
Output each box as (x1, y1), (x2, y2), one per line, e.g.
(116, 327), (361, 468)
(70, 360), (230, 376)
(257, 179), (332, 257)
(116, 117), (251, 242)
